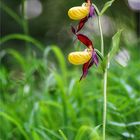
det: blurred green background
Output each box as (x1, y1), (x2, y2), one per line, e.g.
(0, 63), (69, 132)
(0, 0), (140, 140)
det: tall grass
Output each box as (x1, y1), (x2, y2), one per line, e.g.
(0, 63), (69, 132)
(0, 43), (140, 139)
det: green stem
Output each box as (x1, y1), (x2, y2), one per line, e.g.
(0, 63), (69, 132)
(98, 16), (104, 55)
(95, 5), (107, 140)
(98, 15), (107, 139)
(21, 0), (28, 35)
(103, 68), (107, 140)
(92, 4), (104, 54)
(21, 0), (30, 54)
(99, 17), (107, 140)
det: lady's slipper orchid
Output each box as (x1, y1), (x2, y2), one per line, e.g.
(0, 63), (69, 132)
(68, 0), (94, 20)
(68, 3), (90, 20)
(68, 49), (92, 65)
(68, 0), (94, 33)
(68, 28), (99, 80)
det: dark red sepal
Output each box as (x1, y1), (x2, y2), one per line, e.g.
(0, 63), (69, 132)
(77, 17), (88, 32)
(80, 60), (91, 81)
(71, 26), (76, 34)
(77, 34), (93, 48)
(80, 51), (99, 81)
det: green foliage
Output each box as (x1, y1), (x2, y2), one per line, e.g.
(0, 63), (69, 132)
(0, 34), (44, 51)
(58, 130), (68, 140)
(100, 0), (115, 16)
(75, 125), (100, 140)
(0, 1), (22, 25)
(92, 0), (115, 16)
(109, 29), (123, 61)
(0, 43), (140, 140)
(99, 29), (123, 72)
(0, 112), (30, 140)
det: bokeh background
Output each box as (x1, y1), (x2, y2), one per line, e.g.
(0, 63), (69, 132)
(0, 0), (140, 140)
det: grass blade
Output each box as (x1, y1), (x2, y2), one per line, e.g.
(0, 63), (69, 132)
(0, 2), (22, 25)
(75, 125), (100, 140)
(59, 129), (68, 140)
(0, 111), (30, 140)
(0, 34), (44, 51)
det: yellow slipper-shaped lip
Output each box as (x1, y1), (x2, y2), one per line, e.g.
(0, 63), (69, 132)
(68, 3), (89, 20)
(68, 50), (92, 65)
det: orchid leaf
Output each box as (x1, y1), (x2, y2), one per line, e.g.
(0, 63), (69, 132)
(95, 49), (103, 61)
(94, 49), (106, 72)
(100, 56), (108, 72)
(100, 29), (123, 72)
(100, 0), (115, 15)
(109, 29), (123, 61)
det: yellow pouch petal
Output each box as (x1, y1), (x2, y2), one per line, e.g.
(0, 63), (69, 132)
(68, 3), (89, 20)
(68, 51), (92, 65)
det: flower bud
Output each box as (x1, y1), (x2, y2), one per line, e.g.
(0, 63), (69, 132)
(68, 50), (92, 65)
(68, 3), (89, 20)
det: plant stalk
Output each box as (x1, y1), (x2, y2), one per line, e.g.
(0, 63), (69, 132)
(98, 16), (104, 55)
(98, 13), (107, 140)
(22, 0), (28, 36)
(103, 68), (107, 140)
(21, 0), (30, 54)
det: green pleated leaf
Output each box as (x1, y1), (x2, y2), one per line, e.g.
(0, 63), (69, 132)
(109, 29), (123, 61)
(100, 0), (115, 15)
(101, 56), (109, 72)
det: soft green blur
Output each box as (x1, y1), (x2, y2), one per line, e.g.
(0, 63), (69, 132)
(0, 0), (140, 140)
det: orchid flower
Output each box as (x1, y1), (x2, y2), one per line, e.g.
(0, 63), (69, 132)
(68, 0), (94, 32)
(68, 27), (99, 80)
(68, 0), (94, 20)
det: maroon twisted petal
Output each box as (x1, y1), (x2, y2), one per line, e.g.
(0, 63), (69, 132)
(80, 51), (99, 81)
(77, 17), (88, 32)
(77, 34), (93, 48)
